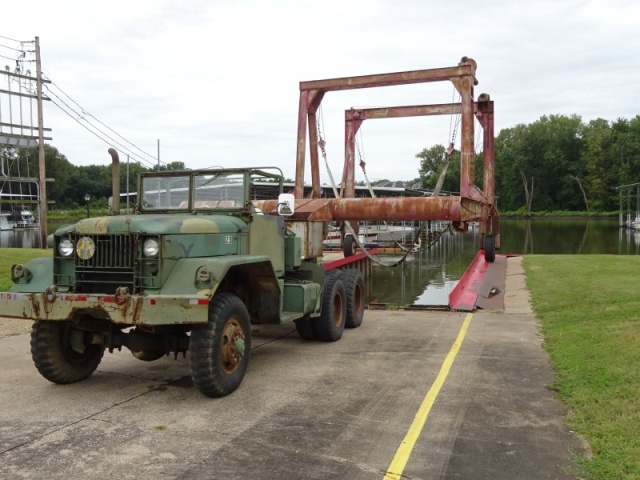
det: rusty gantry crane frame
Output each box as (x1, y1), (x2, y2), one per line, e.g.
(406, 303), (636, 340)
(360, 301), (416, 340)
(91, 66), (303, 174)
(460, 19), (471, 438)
(261, 57), (500, 258)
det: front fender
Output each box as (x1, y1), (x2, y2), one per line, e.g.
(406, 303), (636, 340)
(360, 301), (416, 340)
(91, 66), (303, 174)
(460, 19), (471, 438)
(157, 255), (275, 298)
(9, 257), (53, 293)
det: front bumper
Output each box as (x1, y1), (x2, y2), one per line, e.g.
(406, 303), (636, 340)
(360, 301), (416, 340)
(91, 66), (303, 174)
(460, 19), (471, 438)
(0, 292), (210, 326)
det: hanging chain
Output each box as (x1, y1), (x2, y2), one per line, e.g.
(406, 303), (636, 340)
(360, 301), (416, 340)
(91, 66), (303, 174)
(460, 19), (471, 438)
(316, 109), (340, 199)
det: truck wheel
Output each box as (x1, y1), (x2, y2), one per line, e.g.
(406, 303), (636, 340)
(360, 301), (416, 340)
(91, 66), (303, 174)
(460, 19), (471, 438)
(295, 317), (317, 341)
(190, 293), (251, 397)
(483, 234), (496, 263)
(31, 321), (104, 384)
(343, 234), (356, 257)
(343, 269), (365, 328)
(316, 270), (346, 342)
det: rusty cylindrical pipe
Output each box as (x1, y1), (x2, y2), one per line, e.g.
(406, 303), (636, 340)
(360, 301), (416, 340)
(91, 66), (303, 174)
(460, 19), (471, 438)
(108, 148), (120, 215)
(254, 196), (473, 222)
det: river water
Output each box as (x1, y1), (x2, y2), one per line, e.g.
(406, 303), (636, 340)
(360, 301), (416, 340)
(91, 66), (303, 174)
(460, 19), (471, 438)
(2, 218), (639, 306)
(371, 218), (640, 306)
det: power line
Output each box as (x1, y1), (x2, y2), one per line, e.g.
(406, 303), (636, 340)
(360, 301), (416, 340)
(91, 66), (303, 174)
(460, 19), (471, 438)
(0, 34), (29, 43)
(46, 80), (160, 165)
(45, 87), (160, 168)
(0, 52), (16, 62)
(0, 43), (23, 53)
(7, 67), (163, 169)
(47, 94), (157, 169)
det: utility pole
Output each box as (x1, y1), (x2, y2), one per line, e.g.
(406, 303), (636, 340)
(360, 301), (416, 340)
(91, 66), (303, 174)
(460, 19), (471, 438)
(35, 36), (47, 249)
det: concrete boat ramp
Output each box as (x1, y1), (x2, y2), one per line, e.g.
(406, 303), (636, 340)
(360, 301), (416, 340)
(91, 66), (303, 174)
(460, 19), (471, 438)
(0, 256), (588, 479)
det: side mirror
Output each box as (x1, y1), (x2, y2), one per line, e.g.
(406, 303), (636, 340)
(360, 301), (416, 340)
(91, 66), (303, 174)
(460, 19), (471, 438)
(277, 193), (295, 216)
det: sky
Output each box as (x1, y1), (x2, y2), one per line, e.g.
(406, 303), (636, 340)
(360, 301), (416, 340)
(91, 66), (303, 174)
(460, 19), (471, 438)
(1, 0), (638, 185)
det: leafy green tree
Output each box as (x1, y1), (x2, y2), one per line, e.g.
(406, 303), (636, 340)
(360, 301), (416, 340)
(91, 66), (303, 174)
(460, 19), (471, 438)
(582, 116), (640, 211)
(159, 161), (187, 171)
(5, 145), (75, 208)
(417, 145), (446, 188)
(417, 145), (461, 193)
(582, 118), (616, 211)
(495, 115), (585, 211)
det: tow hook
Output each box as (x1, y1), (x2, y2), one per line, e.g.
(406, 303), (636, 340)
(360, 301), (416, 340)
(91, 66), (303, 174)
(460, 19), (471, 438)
(44, 286), (57, 303)
(114, 286), (130, 305)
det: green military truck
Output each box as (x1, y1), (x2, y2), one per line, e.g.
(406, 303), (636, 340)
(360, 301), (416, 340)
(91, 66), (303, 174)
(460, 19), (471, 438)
(1, 167), (365, 397)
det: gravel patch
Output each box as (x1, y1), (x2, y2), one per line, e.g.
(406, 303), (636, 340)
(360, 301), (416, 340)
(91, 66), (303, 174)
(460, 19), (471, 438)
(0, 318), (32, 338)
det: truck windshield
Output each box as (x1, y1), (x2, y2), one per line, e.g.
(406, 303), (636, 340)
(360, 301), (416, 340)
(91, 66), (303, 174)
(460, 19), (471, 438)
(141, 175), (190, 209)
(194, 172), (244, 208)
(140, 172), (246, 210)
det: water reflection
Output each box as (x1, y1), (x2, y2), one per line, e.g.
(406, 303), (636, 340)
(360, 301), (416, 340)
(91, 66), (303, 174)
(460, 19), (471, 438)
(370, 218), (640, 306)
(499, 218), (640, 255)
(370, 227), (479, 306)
(0, 228), (43, 249)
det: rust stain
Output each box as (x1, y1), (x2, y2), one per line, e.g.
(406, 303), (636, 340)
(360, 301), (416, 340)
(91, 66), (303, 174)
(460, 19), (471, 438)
(130, 296), (145, 324)
(30, 295), (40, 317)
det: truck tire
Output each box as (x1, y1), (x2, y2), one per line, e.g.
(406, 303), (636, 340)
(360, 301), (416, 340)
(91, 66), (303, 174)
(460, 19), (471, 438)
(343, 234), (356, 257)
(31, 321), (104, 384)
(343, 269), (365, 328)
(483, 234), (496, 263)
(316, 270), (346, 342)
(190, 293), (251, 397)
(295, 317), (317, 341)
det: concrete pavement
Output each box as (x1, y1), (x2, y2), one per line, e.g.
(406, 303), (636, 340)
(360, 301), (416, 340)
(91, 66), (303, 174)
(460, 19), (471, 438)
(0, 257), (588, 479)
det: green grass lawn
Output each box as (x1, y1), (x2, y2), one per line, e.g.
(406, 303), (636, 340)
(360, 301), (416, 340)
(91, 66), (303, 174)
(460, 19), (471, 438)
(525, 255), (640, 480)
(0, 248), (52, 291)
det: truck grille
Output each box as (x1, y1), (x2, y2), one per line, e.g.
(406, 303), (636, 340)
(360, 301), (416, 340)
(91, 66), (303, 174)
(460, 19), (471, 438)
(75, 234), (137, 294)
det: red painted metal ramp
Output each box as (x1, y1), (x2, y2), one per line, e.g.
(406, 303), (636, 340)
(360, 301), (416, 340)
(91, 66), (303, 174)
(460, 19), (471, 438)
(449, 251), (506, 311)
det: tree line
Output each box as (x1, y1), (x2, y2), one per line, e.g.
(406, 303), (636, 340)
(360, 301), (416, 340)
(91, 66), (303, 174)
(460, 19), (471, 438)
(417, 114), (640, 212)
(2, 113), (639, 212)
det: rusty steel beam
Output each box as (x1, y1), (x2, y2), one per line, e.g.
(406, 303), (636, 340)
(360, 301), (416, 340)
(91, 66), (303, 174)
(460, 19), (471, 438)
(254, 196), (484, 223)
(327, 197), (464, 222)
(299, 63), (477, 92)
(476, 94), (495, 206)
(295, 90), (325, 198)
(450, 74), (476, 199)
(342, 117), (363, 199)
(295, 90), (309, 198)
(345, 103), (478, 121)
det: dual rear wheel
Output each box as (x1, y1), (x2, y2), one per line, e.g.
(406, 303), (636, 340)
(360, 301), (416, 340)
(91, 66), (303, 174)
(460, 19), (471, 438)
(294, 268), (365, 341)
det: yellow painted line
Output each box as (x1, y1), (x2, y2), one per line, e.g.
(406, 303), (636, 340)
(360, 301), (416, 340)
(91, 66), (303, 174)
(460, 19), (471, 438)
(383, 312), (474, 480)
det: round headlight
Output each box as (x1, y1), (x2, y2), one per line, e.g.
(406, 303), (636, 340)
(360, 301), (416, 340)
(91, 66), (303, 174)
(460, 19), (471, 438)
(58, 238), (74, 257)
(143, 238), (159, 257)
